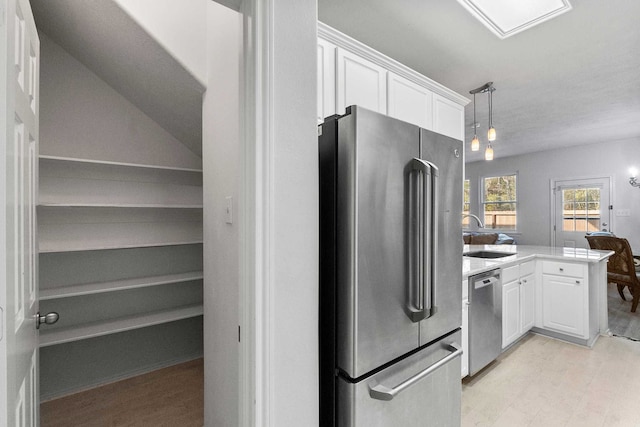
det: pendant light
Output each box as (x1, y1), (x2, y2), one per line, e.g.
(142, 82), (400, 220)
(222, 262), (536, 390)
(471, 93), (480, 151)
(487, 86), (496, 142)
(468, 82), (497, 161)
(485, 143), (494, 161)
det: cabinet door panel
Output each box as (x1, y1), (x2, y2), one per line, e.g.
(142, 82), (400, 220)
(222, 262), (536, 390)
(542, 275), (584, 337)
(387, 72), (433, 130)
(336, 48), (387, 115)
(520, 273), (535, 332)
(502, 279), (520, 348)
(317, 39), (336, 122)
(433, 94), (464, 141)
(461, 299), (469, 378)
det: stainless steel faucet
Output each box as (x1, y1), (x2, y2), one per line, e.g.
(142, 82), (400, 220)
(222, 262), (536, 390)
(462, 213), (484, 228)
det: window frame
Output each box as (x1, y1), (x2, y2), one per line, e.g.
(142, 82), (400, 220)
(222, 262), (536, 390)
(481, 172), (518, 232)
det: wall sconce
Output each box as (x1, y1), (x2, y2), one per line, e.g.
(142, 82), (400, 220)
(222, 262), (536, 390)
(469, 82), (496, 160)
(630, 167), (640, 188)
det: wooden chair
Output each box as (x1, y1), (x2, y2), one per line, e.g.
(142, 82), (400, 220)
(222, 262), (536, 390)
(585, 235), (640, 312)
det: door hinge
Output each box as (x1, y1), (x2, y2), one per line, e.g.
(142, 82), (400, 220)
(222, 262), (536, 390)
(609, 205), (613, 210)
(553, 225), (556, 231)
(238, 325), (241, 342)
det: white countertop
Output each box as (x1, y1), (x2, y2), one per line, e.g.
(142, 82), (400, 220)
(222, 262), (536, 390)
(462, 244), (613, 278)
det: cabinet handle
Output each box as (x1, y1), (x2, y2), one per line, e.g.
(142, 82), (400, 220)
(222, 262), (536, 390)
(576, 280), (580, 284)
(559, 268), (564, 272)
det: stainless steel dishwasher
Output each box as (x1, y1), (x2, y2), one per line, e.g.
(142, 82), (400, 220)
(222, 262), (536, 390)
(468, 268), (502, 376)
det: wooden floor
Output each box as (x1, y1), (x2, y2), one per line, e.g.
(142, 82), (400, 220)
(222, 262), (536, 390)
(607, 282), (640, 341)
(41, 359), (203, 427)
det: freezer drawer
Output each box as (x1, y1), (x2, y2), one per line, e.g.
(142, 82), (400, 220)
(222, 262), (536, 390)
(337, 331), (461, 427)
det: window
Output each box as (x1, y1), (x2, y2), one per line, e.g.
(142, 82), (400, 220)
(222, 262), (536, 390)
(462, 179), (470, 227)
(482, 174), (517, 230)
(562, 187), (601, 232)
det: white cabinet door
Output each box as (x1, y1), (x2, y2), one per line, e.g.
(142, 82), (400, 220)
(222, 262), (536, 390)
(433, 93), (464, 141)
(520, 273), (535, 332)
(317, 39), (336, 123)
(502, 279), (520, 348)
(542, 274), (585, 337)
(387, 72), (433, 130)
(1, 0), (41, 425)
(336, 48), (387, 115)
(461, 299), (469, 378)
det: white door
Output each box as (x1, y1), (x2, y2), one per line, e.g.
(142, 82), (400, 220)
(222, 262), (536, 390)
(1, 0), (40, 425)
(552, 177), (611, 248)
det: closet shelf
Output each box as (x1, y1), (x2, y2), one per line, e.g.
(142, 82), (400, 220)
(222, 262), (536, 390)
(39, 239), (204, 254)
(39, 303), (204, 347)
(39, 155), (203, 173)
(38, 203), (203, 209)
(39, 271), (204, 300)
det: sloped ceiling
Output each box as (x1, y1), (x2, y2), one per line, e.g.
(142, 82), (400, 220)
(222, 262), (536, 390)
(319, 0), (640, 162)
(31, 0), (205, 157)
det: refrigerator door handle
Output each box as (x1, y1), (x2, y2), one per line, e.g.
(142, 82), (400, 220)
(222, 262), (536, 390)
(408, 158), (439, 322)
(368, 342), (462, 401)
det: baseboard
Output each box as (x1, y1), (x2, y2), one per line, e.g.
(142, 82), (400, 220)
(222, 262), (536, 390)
(40, 352), (203, 402)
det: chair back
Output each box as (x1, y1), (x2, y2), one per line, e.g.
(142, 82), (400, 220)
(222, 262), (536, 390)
(585, 235), (639, 286)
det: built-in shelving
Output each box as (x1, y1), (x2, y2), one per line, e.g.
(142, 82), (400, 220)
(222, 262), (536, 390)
(39, 271), (204, 300)
(38, 206), (203, 253)
(39, 156), (203, 208)
(39, 304), (204, 347)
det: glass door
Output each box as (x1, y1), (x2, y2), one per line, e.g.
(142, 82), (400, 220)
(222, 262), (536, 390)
(553, 177), (611, 248)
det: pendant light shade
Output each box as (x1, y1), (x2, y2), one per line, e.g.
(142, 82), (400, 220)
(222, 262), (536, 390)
(487, 126), (496, 142)
(471, 136), (480, 151)
(485, 143), (494, 161)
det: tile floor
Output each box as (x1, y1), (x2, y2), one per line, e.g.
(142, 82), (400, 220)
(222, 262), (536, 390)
(461, 333), (640, 427)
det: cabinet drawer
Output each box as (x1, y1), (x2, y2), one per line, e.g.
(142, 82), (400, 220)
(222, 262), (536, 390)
(520, 261), (535, 277)
(542, 261), (584, 278)
(502, 264), (519, 284)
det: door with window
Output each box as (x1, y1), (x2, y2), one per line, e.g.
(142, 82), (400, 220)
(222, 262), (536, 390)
(553, 178), (611, 248)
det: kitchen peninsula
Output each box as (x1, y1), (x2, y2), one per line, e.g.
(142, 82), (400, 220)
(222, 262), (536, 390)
(461, 244), (613, 378)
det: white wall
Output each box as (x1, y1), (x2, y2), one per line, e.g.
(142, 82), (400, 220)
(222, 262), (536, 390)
(465, 139), (640, 252)
(114, 0), (207, 86)
(202, 2), (242, 426)
(269, 1), (319, 425)
(39, 32), (202, 169)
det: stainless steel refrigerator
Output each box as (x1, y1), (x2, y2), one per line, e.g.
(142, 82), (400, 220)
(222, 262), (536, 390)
(319, 106), (463, 426)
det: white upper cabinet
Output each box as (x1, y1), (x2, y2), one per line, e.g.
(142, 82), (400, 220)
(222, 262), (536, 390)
(336, 47), (387, 115)
(317, 38), (336, 123)
(318, 22), (469, 135)
(433, 94), (465, 141)
(387, 72), (433, 130)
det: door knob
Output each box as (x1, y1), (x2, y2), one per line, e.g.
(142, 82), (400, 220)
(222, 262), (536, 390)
(36, 311), (59, 329)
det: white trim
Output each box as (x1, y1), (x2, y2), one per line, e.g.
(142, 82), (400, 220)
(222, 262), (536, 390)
(240, 0), (273, 426)
(550, 175), (613, 248)
(318, 22), (470, 107)
(456, 0), (572, 39)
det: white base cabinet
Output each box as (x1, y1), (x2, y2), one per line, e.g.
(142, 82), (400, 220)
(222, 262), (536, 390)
(461, 297), (469, 378)
(541, 261), (588, 338)
(501, 260), (536, 349)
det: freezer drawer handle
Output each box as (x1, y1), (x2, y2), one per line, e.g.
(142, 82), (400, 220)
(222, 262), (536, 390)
(368, 342), (462, 401)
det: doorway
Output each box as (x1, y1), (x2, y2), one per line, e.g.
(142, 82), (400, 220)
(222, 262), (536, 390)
(552, 177), (611, 248)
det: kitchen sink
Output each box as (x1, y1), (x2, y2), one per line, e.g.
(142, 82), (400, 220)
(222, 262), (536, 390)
(463, 250), (515, 259)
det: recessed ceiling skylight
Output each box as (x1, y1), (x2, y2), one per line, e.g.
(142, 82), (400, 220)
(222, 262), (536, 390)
(457, 0), (572, 39)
